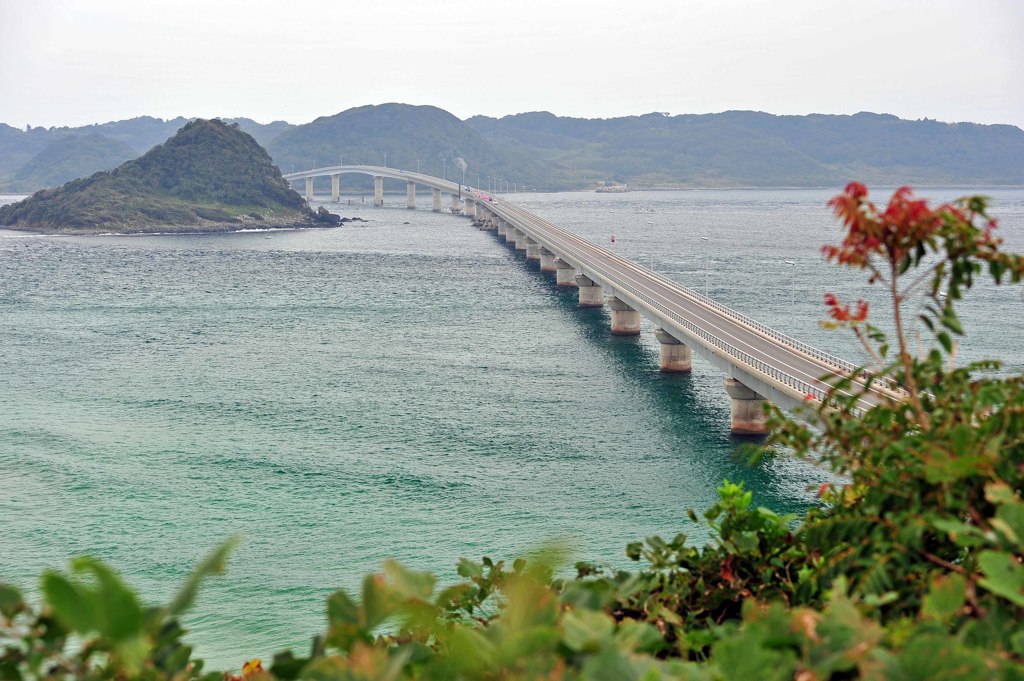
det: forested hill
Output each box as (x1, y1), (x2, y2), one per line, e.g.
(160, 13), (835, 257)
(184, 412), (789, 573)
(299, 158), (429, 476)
(466, 110), (1024, 189)
(8, 133), (137, 192)
(0, 116), (294, 191)
(265, 103), (542, 190)
(0, 119), (326, 234)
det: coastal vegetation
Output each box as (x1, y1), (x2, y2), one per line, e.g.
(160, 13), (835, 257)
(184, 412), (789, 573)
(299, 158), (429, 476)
(0, 119), (335, 234)
(2, 185), (1022, 679)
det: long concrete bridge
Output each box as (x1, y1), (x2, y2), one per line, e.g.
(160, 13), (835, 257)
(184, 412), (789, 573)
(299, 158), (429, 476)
(283, 165), (893, 434)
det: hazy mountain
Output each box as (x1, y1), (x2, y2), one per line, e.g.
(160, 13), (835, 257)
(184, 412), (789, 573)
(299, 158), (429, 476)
(10, 133), (138, 192)
(0, 119), (329, 234)
(3, 107), (1022, 194)
(466, 110), (1024, 188)
(0, 116), (296, 191)
(226, 117), (296, 148)
(265, 103), (545, 191)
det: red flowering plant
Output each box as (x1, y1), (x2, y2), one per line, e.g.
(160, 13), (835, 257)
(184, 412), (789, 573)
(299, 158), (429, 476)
(755, 183), (1024, 655)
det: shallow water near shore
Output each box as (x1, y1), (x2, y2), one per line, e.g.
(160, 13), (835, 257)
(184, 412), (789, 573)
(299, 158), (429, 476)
(1, 187), (1022, 669)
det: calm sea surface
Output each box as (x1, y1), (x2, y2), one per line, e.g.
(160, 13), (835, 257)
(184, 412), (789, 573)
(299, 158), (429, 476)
(1, 187), (1022, 667)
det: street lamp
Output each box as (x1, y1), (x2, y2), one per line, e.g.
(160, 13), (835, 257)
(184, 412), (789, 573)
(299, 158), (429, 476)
(383, 151), (387, 168)
(700, 236), (710, 298)
(443, 158), (447, 181)
(646, 221), (655, 271)
(476, 172), (480, 189)
(417, 159), (420, 173)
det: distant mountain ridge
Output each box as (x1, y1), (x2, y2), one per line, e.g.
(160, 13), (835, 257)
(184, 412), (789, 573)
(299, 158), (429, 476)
(265, 103), (541, 192)
(466, 110), (1024, 188)
(0, 119), (328, 234)
(2, 106), (1022, 193)
(0, 116), (294, 191)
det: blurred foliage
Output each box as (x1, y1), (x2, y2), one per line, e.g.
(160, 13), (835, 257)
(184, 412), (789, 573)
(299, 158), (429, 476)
(3, 185), (1023, 678)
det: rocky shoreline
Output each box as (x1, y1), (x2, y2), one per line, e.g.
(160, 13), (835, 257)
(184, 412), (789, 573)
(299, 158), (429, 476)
(1, 214), (369, 236)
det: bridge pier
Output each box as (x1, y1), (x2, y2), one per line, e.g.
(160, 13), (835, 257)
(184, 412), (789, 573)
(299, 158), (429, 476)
(496, 219), (508, 237)
(724, 379), (768, 435)
(450, 194), (460, 212)
(406, 181), (416, 209)
(505, 226), (519, 245)
(607, 296), (641, 336)
(514, 229), (528, 252)
(331, 175), (340, 202)
(374, 176), (384, 207)
(575, 275), (604, 308)
(305, 177), (314, 201)
(554, 259), (578, 287)
(655, 328), (692, 372)
(432, 188), (441, 212)
(539, 248), (556, 273)
(525, 237), (541, 260)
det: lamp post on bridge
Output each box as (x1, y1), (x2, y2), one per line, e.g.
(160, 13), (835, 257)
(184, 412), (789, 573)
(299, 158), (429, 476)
(417, 159), (420, 173)
(700, 235), (710, 298)
(646, 221), (655, 271)
(443, 158), (446, 181)
(383, 151), (387, 168)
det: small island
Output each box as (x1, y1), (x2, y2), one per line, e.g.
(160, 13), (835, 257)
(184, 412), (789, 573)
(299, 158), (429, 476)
(0, 119), (338, 234)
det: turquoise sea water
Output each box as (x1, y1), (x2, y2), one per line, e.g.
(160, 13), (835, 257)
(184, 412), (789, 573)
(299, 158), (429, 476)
(1, 187), (1021, 668)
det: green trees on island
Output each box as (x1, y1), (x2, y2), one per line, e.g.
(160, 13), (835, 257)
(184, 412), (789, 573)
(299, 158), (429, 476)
(2, 185), (1023, 679)
(0, 120), (330, 233)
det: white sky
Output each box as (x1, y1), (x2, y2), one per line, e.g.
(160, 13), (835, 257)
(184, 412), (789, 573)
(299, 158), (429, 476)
(1, 0), (1022, 129)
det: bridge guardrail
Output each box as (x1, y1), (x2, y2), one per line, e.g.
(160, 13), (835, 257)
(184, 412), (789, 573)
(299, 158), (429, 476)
(491, 198), (903, 400)
(618, 283), (829, 403)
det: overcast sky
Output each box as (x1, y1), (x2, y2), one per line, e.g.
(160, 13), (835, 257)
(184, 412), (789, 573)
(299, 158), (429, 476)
(1, 0), (1022, 129)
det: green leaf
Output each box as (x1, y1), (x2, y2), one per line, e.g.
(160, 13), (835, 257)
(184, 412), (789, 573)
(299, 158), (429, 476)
(937, 331), (953, 354)
(169, 537), (238, 616)
(361, 574), (396, 630)
(0, 584), (23, 619)
(562, 609), (615, 652)
(40, 571), (96, 633)
(382, 560), (435, 601)
(456, 558), (483, 580)
(921, 573), (966, 623)
(978, 550), (1024, 607)
(69, 556), (145, 643)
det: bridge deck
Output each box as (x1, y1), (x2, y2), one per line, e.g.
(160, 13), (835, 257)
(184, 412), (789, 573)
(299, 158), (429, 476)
(283, 165), (895, 415)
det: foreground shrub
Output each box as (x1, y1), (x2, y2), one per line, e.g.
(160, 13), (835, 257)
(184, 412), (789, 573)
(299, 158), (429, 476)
(2, 185), (1022, 679)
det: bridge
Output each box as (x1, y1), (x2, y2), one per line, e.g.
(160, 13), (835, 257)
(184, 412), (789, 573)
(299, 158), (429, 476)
(283, 165), (893, 435)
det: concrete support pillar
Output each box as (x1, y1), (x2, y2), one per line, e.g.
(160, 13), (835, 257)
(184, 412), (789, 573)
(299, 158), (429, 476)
(554, 259), (578, 287)
(305, 177), (314, 201)
(496, 219), (507, 237)
(655, 328), (692, 373)
(451, 194), (460, 212)
(525, 237), (541, 260)
(331, 175), (340, 202)
(539, 248), (556, 273)
(374, 176), (384, 207)
(575, 275), (604, 308)
(406, 181), (416, 209)
(607, 296), (642, 336)
(432, 188), (442, 212)
(514, 229), (528, 252)
(506, 226), (519, 245)
(465, 199), (475, 217)
(724, 379), (768, 435)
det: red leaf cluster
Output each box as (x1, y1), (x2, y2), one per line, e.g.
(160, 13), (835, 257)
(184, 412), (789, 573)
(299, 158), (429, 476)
(824, 183), (954, 268)
(823, 292), (868, 323)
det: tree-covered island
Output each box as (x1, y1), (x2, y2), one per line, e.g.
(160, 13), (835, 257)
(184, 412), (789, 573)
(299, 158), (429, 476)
(0, 119), (337, 234)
